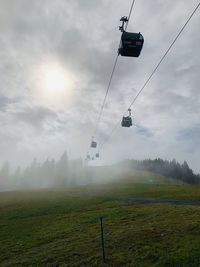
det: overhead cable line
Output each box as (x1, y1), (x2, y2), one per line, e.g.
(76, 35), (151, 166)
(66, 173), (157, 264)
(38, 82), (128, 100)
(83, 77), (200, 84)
(93, 0), (137, 137)
(127, 0), (200, 111)
(126, 0), (136, 30)
(94, 54), (118, 136)
(100, 0), (200, 148)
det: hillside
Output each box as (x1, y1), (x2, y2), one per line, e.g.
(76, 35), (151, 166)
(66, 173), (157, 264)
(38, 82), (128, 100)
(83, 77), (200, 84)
(0, 171), (200, 267)
(81, 165), (182, 185)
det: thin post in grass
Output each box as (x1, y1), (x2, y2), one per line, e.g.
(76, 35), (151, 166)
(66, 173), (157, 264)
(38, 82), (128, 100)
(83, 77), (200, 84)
(100, 217), (106, 263)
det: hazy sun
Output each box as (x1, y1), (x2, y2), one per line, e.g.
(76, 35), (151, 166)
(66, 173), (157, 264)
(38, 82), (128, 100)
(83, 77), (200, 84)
(43, 66), (67, 94)
(35, 61), (75, 104)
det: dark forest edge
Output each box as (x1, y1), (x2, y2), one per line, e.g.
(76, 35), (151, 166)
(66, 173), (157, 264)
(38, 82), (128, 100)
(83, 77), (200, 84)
(119, 158), (200, 184)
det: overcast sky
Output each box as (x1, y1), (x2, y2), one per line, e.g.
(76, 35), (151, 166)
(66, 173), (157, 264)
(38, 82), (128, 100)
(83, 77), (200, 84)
(0, 0), (200, 171)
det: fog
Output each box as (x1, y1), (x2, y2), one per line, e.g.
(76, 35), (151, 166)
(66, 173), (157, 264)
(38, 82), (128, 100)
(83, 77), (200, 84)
(0, 151), (199, 192)
(0, 151), (130, 192)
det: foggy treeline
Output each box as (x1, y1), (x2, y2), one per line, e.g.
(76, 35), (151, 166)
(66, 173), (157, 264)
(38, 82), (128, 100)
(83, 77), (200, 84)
(0, 152), (85, 191)
(0, 154), (200, 192)
(120, 158), (200, 184)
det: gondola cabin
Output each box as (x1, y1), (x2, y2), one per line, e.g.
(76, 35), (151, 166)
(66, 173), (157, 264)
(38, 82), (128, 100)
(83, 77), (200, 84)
(86, 153), (91, 160)
(90, 136), (97, 148)
(118, 31), (144, 57)
(121, 116), (132, 127)
(91, 140), (97, 148)
(96, 152), (99, 158)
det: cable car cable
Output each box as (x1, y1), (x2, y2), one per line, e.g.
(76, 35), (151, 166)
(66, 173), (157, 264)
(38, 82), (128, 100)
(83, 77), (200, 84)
(99, 0), (200, 148)
(125, 0), (136, 31)
(94, 54), (118, 136)
(93, 0), (137, 137)
(127, 0), (200, 111)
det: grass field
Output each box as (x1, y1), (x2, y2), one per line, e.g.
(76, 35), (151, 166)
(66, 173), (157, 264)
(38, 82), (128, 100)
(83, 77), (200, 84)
(0, 172), (200, 266)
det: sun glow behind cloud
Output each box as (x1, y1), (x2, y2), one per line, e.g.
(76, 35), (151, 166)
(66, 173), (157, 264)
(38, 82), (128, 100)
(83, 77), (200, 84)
(33, 60), (75, 105)
(43, 66), (67, 94)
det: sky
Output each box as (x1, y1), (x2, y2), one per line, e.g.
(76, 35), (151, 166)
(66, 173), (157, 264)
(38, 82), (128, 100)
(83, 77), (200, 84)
(0, 0), (200, 172)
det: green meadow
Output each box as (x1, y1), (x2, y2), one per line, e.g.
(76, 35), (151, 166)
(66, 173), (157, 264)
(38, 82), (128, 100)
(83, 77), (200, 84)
(0, 172), (200, 266)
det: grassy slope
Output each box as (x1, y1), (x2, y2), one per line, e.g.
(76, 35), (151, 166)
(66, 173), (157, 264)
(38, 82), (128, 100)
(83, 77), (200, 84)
(81, 168), (200, 200)
(0, 172), (200, 267)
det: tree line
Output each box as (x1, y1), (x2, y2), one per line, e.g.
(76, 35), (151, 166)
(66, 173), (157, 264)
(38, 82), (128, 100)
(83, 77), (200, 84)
(119, 158), (200, 184)
(0, 154), (199, 191)
(0, 151), (84, 191)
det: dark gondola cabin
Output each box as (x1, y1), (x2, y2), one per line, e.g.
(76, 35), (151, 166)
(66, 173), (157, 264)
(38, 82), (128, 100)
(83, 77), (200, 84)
(96, 153), (99, 158)
(118, 31), (144, 57)
(91, 136), (97, 148)
(121, 108), (132, 127)
(91, 141), (97, 148)
(121, 116), (132, 127)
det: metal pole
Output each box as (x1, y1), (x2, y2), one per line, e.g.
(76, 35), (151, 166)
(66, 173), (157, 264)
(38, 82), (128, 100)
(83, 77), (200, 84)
(100, 217), (106, 263)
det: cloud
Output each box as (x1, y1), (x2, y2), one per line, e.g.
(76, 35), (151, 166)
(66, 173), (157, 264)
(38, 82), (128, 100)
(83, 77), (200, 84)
(0, 0), (199, 171)
(0, 95), (19, 111)
(14, 105), (58, 129)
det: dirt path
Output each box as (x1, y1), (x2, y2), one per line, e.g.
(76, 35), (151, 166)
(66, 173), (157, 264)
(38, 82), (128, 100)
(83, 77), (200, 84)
(82, 191), (200, 206)
(105, 195), (200, 206)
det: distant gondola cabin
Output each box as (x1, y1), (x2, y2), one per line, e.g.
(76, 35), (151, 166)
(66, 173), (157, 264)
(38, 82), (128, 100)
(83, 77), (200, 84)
(91, 141), (97, 148)
(118, 31), (144, 57)
(121, 116), (132, 127)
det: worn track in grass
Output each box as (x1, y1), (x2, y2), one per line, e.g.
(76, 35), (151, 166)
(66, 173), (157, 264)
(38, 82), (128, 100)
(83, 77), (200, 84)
(83, 191), (200, 206)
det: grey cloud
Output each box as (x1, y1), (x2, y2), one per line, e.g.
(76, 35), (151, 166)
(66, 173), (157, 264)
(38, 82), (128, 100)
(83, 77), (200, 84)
(14, 106), (58, 129)
(175, 125), (200, 155)
(134, 123), (154, 138)
(177, 125), (200, 141)
(0, 0), (199, 170)
(0, 95), (19, 111)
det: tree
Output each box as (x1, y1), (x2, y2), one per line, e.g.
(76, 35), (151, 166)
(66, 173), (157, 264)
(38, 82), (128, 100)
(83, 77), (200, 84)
(56, 151), (69, 186)
(0, 161), (10, 190)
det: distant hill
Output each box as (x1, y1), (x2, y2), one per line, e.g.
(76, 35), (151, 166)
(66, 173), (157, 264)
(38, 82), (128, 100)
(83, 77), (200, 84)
(119, 158), (200, 184)
(82, 165), (182, 186)
(1, 155), (199, 192)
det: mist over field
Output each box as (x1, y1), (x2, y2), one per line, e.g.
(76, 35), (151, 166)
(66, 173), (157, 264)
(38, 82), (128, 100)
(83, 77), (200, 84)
(0, 151), (199, 192)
